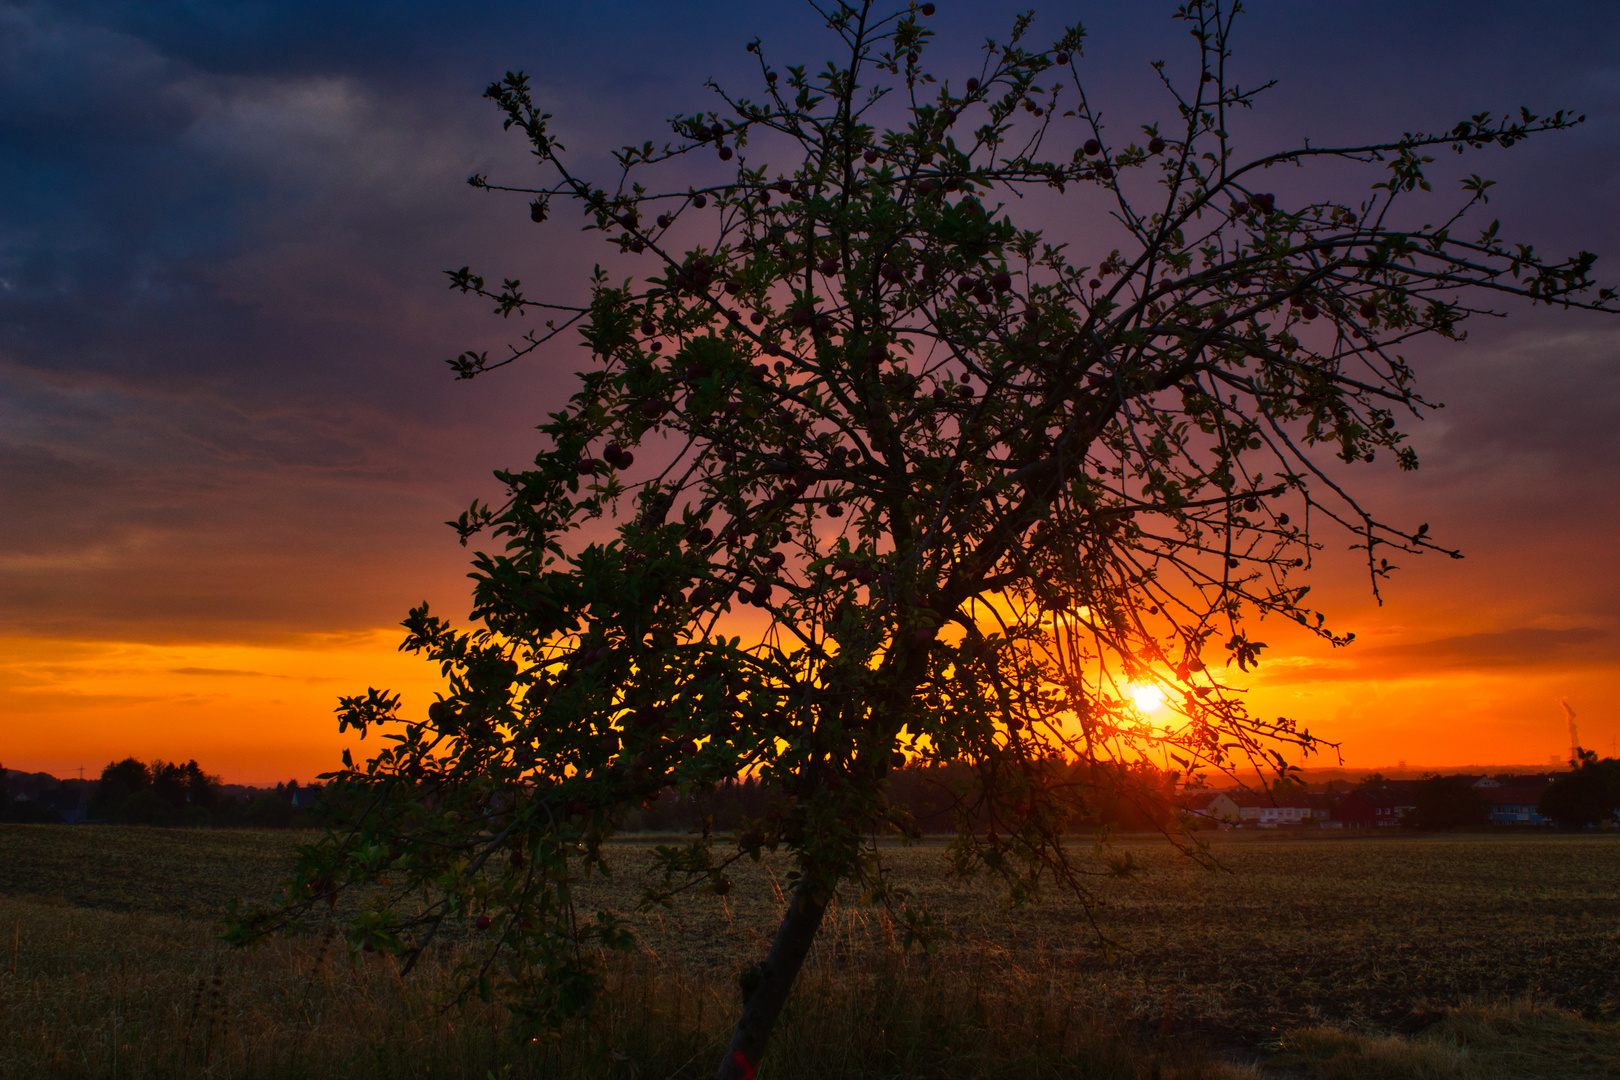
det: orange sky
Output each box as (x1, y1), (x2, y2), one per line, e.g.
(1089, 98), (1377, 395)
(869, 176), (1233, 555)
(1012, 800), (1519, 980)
(4, 496), (1615, 785)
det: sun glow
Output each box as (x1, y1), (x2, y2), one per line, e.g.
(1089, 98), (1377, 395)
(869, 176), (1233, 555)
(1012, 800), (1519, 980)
(1127, 682), (1168, 714)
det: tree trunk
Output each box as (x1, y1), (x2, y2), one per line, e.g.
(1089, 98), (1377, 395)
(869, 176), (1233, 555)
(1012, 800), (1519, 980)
(714, 880), (829, 1080)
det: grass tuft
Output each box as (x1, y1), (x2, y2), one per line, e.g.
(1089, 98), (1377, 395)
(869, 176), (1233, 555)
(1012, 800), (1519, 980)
(1275, 1000), (1620, 1079)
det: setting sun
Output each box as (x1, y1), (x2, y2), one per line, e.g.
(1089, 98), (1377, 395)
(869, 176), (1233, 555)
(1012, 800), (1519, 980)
(1127, 682), (1168, 714)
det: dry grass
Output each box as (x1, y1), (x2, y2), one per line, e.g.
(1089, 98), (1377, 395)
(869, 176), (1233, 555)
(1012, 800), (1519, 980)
(1274, 1000), (1620, 1078)
(3, 825), (1618, 1078)
(0, 890), (1245, 1079)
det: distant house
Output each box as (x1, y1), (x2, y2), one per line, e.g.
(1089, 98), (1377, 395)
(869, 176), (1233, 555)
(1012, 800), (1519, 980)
(38, 788), (89, 823)
(1229, 790), (1327, 827)
(1334, 787), (1416, 827)
(1483, 784), (1552, 826)
(1181, 791), (1241, 825)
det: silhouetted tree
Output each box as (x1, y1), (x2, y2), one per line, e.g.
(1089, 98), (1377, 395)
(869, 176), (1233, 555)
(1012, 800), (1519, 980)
(1408, 774), (1488, 830)
(235, 3), (1615, 1073)
(86, 757), (222, 824)
(89, 758), (152, 820)
(1540, 751), (1620, 830)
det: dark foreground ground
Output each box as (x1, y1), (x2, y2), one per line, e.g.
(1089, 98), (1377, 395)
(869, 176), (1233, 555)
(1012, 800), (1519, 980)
(2, 826), (1617, 1078)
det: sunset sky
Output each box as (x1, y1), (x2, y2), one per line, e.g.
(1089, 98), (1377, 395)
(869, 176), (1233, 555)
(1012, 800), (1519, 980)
(2, 1), (1618, 784)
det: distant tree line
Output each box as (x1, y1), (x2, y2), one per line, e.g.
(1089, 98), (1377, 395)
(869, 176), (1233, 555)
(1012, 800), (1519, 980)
(0, 757), (325, 828)
(1381, 758), (1620, 831)
(618, 759), (1181, 836)
(6, 753), (1616, 832)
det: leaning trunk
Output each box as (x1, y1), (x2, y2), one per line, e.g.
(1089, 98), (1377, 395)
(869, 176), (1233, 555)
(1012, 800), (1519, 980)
(714, 879), (829, 1080)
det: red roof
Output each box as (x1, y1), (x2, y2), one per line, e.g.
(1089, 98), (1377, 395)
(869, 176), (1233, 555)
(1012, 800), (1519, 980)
(1483, 786), (1546, 806)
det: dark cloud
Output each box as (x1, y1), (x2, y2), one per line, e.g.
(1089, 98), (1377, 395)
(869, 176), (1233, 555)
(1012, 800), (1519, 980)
(1365, 626), (1611, 668)
(168, 666), (280, 677)
(3, 0), (1619, 650)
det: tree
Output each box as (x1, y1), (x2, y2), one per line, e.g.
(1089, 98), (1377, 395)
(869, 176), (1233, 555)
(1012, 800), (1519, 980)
(231, 3), (1614, 1075)
(88, 757), (152, 821)
(1408, 773), (1488, 830)
(1539, 751), (1620, 830)
(1357, 772), (1388, 793)
(86, 757), (222, 824)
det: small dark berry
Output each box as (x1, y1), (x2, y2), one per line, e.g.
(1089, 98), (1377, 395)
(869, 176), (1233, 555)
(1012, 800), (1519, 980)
(641, 320), (655, 336)
(965, 78), (979, 94)
(1055, 51), (1070, 64)
(1083, 138), (1102, 155)
(529, 200), (546, 223)
(920, 2), (935, 13)
(693, 194), (707, 208)
(1148, 137), (1165, 154)
(719, 146), (733, 161)
(991, 271), (1012, 292)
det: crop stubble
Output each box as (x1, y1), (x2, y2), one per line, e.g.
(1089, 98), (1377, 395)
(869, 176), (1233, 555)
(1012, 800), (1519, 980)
(3, 826), (1616, 1040)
